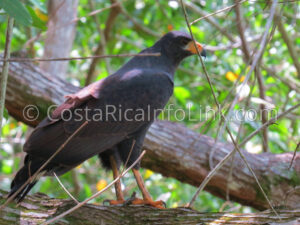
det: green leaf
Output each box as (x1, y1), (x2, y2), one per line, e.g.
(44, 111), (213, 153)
(29, 0), (47, 13)
(0, 0), (32, 26)
(26, 6), (46, 30)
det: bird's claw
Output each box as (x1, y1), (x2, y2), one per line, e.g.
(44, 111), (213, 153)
(131, 198), (166, 209)
(123, 191), (137, 205)
(103, 192), (166, 209)
(103, 199), (126, 206)
(126, 192), (166, 209)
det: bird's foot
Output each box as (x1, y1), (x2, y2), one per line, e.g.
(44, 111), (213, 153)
(130, 197), (166, 209)
(103, 192), (166, 209)
(103, 199), (126, 206)
(125, 192), (166, 209)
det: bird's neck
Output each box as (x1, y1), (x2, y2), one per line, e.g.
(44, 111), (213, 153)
(119, 47), (178, 80)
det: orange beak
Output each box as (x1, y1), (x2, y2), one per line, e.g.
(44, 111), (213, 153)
(186, 41), (206, 57)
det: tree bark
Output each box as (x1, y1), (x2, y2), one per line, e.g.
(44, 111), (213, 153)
(0, 60), (299, 211)
(0, 190), (299, 225)
(40, 0), (78, 78)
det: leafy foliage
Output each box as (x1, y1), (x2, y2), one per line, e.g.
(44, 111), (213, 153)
(0, 0), (32, 26)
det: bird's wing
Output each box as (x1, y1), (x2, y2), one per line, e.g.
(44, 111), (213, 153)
(24, 69), (173, 166)
(37, 78), (106, 128)
(55, 79), (103, 116)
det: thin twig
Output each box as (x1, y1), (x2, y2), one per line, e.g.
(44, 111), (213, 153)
(118, 0), (160, 37)
(0, 17), (14, 143)
(275, 10), (300, 79)
(262, 65), (300, 92)
(256, 67), (269, 152)
(89, 0), (112, 75)
(226, 77), (257, 201)
(180, 1), (220, 111)
(217, 0), (278, 148)
(187, 102), (300, 209)
(180, 0), (280, 215)
(234, 0), (251, 61)
(180, 0), (231, 206)
(255, 11), (279, 153)
(23, 32), (42, 51)
(46, 2), (120, 35)
(85, 0), (121, 85)
(190, 0), (247, 25)
(43, 150), (146, 225)
(72, 2), (120, 24)
(186, 1), (260, 168)
(183, 0), (242, 171)
(54, 172), (79, 204)
(0, 53), (161, 63)
(122, 139), (136, 173)
(239, 103), (300, 147)
(187, 144), (236, 208)
(223, 1), (261, 192)
(225, 127), (280, 218)
(289, 142), (300, 170)
(204, 35), (260, 52)
(182, 1), (236, 42)
(0, 121), (88, 210)
(208, 4), (261, 168)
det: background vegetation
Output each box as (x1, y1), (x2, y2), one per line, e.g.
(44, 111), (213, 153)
(0, 0), (299, 213)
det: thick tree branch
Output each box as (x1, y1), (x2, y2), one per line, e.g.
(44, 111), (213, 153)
(0, 60), (300, 210)
(1, 190), (299, 225)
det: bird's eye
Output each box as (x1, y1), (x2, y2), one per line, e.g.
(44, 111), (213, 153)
(180, 38), (190, 46)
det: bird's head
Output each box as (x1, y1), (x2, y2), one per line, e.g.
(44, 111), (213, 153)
(154, 31), (206, 65)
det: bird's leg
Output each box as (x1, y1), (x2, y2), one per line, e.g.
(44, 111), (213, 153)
(104, 155), (125, 205)
(131, 168), (165, 209)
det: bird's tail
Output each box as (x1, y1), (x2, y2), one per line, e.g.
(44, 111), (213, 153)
(8, 155), (45, 203)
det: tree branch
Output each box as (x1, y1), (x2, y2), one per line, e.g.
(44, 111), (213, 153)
(0, 17), (14, 142)
(255, 66), (269, 152)
(234, 0), (251, 61)
(182, 1), (236, 42)
(274, 11), (300, 79)
(118, 1), (160, 38)
(1, 60), (299, 210)
(1, 190), (299, 225)
(262, 64), (300, 93)
(85, 0), (121, 85)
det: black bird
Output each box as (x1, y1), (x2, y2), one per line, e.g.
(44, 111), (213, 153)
(9, 31), (206, 207)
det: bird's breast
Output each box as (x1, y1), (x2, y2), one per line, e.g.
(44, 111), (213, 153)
(94, 71), (173, 122)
